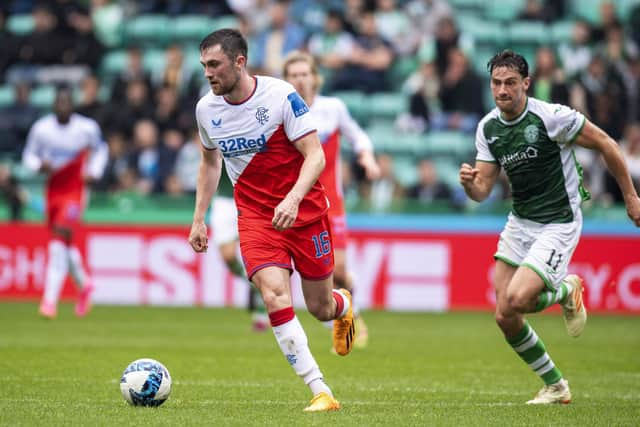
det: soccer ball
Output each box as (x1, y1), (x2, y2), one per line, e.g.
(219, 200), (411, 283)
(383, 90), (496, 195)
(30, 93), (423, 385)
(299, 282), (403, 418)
(120, 358), (172, 407)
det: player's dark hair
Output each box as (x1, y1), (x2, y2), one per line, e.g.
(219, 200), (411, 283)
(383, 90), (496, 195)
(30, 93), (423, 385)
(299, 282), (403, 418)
(487, 50), (529, 78)
(199, 28), (248, 62)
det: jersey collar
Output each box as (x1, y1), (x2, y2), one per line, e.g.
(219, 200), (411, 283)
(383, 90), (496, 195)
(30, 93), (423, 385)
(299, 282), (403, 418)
(224, 76), (258, 106)
(498, 97), (529, 126)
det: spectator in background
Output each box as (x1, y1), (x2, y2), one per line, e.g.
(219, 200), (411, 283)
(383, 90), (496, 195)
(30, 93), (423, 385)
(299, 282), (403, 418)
(399, 60), (440, 133)
(572, 54), (627, 141)
(406, 158), (454, 207)
(157, 44), (200, 100)
(0, 164), (26, 221)
(251, 0), (305, 77)
(0, 8), (19, 83)
(366, 152), (404, 211)
(518, 0), (553, 22)
(529, 47), (569, 105)
(94, 131), (129, 192)
(329, 11), (394, 93)
(431, 17), (473, 77)
(76, 74), (107, 126)
(621, 123), (640, 191)
(110, 46), (153, 102)
(404, 0), (453, 52)
(431, 48), (484, 133)
(306, 9), (354, 87)
(0, 82), (42, 159)
(127, 119), (160, 195)
(154, 84), (182, 133)
(374, 0), (412, 56)
(156, 128), (184, 192)
(103, 77), (154, 137)
(17, 4), (66, 66)
(558, 20), (593, 79)
(173, 127), (201, 194)
(590, 0), (620, 44)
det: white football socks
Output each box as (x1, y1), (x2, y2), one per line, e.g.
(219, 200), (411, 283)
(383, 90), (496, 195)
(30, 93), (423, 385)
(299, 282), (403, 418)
(272, 314), (332, 396)
(68, 246), (87, 288)
(43, 240), (69, 305)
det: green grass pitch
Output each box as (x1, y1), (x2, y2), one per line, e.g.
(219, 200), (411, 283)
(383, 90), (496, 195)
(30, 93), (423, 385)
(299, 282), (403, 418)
(1, 303), (638, 426)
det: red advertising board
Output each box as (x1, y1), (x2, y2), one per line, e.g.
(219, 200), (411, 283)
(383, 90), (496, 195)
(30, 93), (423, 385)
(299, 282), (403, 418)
(1, 223), (639, 312)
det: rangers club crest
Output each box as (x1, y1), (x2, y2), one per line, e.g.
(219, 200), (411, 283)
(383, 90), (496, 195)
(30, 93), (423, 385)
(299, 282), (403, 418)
(255, 107), (269, 125)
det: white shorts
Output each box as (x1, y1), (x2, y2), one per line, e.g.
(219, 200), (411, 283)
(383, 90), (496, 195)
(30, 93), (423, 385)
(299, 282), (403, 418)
(210, 196), (239, 246)
(495, 210), (582, 290)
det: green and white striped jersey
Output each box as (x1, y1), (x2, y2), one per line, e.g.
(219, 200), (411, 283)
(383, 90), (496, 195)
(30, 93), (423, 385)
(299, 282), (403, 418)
(475, 97), (589, 224)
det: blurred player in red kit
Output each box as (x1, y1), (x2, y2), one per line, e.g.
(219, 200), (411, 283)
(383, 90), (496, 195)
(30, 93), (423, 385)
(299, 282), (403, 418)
(22, 86), (108, 318)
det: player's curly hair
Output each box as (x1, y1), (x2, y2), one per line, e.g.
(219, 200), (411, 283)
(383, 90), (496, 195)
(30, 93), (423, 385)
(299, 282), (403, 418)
(487, 50), (529, 78)
(200, 28), (248, 62)
(282, 51), (324, 91)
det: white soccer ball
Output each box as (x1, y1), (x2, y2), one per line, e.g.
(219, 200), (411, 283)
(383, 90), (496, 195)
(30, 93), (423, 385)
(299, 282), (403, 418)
(120, 358), (172, 407)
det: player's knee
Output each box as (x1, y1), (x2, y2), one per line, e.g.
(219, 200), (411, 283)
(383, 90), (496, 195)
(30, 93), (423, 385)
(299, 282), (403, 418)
(506, 291), (531, 313)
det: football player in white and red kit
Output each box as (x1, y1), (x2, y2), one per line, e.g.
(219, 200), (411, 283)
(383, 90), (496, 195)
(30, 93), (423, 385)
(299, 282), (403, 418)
(283, 51), (381, 349)
(22, 86), (107, 319)
(188, 29), (354, 412)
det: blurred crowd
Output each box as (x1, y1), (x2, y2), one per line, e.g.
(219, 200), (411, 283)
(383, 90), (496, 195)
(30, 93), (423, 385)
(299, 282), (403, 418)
(1, 0), (640, 218)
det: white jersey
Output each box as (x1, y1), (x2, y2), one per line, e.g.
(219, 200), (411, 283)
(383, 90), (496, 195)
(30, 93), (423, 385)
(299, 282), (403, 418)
(311, 95), (373, 216)
(195, 75), (328, 225)
(22, 113), (107, 180)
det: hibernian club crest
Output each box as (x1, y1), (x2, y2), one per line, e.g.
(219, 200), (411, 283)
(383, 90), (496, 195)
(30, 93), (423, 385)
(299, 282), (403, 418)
(524, 124), (539, 144)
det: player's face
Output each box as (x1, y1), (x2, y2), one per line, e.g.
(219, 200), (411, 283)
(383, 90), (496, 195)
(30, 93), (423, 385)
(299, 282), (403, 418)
(490, 66), (530, 117)
(53, 91), (73, 123)
(200, 44), (242, 96)
(284, 60), (316, 99)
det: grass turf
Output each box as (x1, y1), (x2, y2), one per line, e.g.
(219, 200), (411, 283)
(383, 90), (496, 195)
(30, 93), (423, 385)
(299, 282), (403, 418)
(0, 303), (638, 426)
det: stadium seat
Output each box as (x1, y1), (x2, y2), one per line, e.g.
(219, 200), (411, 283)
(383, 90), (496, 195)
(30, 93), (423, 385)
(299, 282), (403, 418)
(123, 14), (170, 46)
(210, 15), (239, 31)
(389, 57), (419, 90)
(569, 0), (604, 24)
(0, 85), (15, 108)
(459, 17), (506, 46)
(549, 20), (576, 44)
(425, 131), (474, 159)
(367, 92), (407, 120)
(6, 14), (34, 35)
(99, 49), (128, 78)
(30, 85), (56, 109)
(142, 49), (166, 76)
(331, 91), (368, 124)
(508, 21), (550, 45)
(171, 15), (214, 42)
(448, 0), (481, 10)
(393, 155), (418, 187)
(484, 0), (526, 21)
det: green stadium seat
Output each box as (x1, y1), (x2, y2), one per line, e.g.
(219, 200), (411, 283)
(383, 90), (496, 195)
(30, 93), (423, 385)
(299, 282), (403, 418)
(30, 85), (56, 109)
(123, 14), (170, 46)
(210, 15), (239, 31)
(143, 49), (166, 75)
(331, 91), (367, 124)
(393, 156), (418, 187)
(100, 49), (128, 78)
(484, 0), (526, 21)
(549, 20), (576, 44)
(367, 92), (407, 120)
(425, 131), (474, 159)
(7, 14), (34, 35)
(389, 57), (419, 90)
(570, 0), (604, 24)
(448, 0), (481, 10)
(0, 85), (15, 107)
(366, 124), (398, 153)
(171, 15), (214, 42)
(460, 18), (507, 46)
(434, 158), (464, 188)
(508, 21), (550, 45)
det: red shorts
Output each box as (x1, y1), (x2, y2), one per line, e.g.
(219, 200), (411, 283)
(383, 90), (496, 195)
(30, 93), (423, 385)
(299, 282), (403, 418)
(47, 199), (83, 231)
(238, 214), (334, 281)
(328, 213), (347, 250)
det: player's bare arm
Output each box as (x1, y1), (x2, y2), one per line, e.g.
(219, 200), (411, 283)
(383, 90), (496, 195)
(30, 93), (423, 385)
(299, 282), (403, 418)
(189, 147), (222, 252)
(459, 161), (500, 202)
(574, 120), (640, 226)
(358, 150), (381, 180)
(272, 131), (325, 231)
